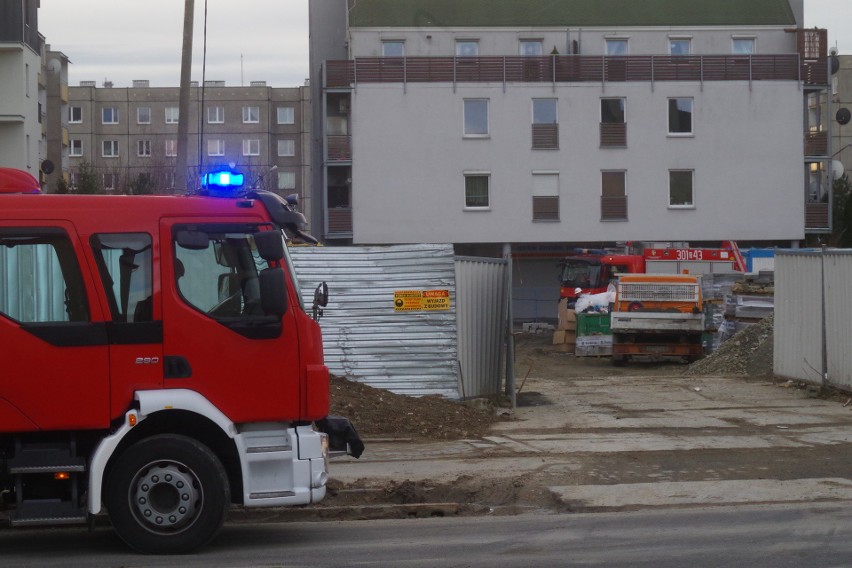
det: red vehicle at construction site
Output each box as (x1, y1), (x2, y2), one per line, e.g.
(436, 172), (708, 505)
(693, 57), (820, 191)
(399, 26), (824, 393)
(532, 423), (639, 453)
(558, 242), (746, 307)
(0, 168), (362, 553)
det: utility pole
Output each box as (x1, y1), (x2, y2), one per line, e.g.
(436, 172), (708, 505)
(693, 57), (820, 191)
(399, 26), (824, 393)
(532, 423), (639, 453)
(176, 0), (194, 193)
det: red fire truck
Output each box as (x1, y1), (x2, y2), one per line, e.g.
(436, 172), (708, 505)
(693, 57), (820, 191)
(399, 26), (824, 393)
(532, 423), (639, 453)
(559, 242), (746, 306)
(0, 168), (361, 553)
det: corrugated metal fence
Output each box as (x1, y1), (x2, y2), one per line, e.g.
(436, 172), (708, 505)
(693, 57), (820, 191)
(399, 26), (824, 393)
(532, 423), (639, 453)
(290, 244), (508, 399)
(774, 249), (852, 390)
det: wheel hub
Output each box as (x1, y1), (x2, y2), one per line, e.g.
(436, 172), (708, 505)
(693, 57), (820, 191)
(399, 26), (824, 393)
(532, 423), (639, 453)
(132, 463), (200, 531)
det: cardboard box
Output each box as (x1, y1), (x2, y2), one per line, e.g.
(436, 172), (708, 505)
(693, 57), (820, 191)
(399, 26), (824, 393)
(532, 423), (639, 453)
(557, 299), (577, 330)
(552, 330), (577, 345)
(555, 341), (576, 353)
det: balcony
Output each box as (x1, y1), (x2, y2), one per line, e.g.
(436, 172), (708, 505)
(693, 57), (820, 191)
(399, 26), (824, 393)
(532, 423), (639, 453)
(804, 131), (828, 157)
(327, 207), (353, 236)
(326, 54), (809, 88)
(327, 135), (352, 162)
(805, 203), (830, 231)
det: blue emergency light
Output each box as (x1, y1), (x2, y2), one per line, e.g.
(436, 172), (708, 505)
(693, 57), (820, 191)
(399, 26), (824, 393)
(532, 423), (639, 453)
(201, 170), (245, 197)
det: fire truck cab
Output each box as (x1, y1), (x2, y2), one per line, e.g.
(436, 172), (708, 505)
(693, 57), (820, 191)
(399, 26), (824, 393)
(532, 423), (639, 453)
(0, 169), (359, 553)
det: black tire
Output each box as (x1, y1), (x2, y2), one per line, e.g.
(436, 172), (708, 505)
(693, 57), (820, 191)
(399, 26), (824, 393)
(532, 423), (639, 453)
(106, 434), (230, 554)
(612, 355), (626, 367)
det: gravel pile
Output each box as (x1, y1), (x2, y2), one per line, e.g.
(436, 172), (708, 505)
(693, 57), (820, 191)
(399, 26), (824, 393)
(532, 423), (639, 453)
(686, 314), (774, 376)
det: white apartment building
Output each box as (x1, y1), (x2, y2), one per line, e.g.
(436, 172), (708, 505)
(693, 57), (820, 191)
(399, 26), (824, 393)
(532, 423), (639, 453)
(309, 0), (830, 317)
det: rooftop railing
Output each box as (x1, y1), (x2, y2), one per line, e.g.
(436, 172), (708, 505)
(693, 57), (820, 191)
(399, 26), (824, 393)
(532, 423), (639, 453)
(326, 54), (826, 88)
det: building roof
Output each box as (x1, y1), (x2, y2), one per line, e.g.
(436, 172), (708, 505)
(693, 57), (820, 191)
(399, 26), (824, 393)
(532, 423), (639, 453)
(348, 0), (797, 28)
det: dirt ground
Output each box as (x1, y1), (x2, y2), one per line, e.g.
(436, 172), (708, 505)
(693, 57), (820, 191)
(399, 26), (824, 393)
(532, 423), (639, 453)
(313, 318), (806, 520)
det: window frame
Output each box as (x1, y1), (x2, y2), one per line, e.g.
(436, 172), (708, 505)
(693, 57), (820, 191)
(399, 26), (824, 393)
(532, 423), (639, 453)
(668, 37), (692, 55)
(242, 106), (260, 124)
(601, 98), (626, 124)
(667, 97), (694, 136)
(137, 139), (152, 157)
(463, 172), (490, 210)
(278, 171), (296, 190)
(165, 139), (177, 157)
(519, 39), (544, 56)
(277, 106), (295, 125)
(101, 140), (119, 158)
(208, 139), (225, 157)
(207, 106), (225, 124)
(463, 98), (489, 138)
(137, 107), (151, 124)
(532, 98), (558, 124)
(242, 139), (260, 156)
(732, 36), (756, 54)
(531, 171), (560, 222)
(455, 40), (480, 57)
(69, 139), (83, 157)
(382, 40), (405, 57)
(101, 107), (118, 125)
(165, 107), (180, 124)
(277, 139), (296, 157)
(605, 38), (629, 55)
(669, 169), (695, 209)
(68, 106), (82, 124)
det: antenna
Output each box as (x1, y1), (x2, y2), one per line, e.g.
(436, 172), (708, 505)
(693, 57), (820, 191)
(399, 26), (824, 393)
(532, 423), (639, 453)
(241, 53), (244, 86)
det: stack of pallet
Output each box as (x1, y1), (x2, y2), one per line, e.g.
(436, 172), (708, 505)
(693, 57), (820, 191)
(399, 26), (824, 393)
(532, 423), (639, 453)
(552, 298), (577, 352)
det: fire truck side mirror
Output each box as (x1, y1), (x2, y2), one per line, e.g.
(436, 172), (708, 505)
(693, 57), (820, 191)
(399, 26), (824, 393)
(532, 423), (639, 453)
(259, 267), (288, 316)
(254, 230), (285, 261)
(314, 282), (329, 308)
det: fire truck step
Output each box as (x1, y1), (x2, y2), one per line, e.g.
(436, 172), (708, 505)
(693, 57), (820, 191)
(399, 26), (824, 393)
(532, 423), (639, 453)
(8, 446), (86, 474)
(10, 501), (87, 526)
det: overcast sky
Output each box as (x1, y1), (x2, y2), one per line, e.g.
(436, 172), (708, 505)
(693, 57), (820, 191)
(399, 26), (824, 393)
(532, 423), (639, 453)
(38, 0), (852, 89)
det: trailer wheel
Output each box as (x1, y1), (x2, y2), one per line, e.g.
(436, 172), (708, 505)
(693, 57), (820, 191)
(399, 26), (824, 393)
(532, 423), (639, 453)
(106, 434), (230, 554)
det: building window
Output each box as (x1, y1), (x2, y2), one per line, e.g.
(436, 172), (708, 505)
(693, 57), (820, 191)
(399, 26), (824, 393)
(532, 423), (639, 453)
(103, 173), (117, 191)
(464, 173), (490, 209)
(669, 38), (691, 55)
(208, 106), (224, 124)
(606, 38), (628, 55)
(69, 106), (82, 123)
(277, 139), (295, 157)
(208, 139), (225, 156)
(732, 37), (755, 54)
(532, 172), (559, 221)
(520, 40), (543, 56)
(242, 139), (260, 156)
(382, 40), (405, 57)
(137, 107), (151, 124)
(601, 171), (627, 221)
(137, 139), (152, 157)
(601, 98), (626, 147)
(165, 107), (179, 124)
(278, 171), (296, 190)
(532, 99), (558, 149)
(463, 99), (489, 137)
(456, 40), (479, 57)
(165, 139), (177, 157)
(277, 106), (294, 124)
(69, 139), (83, 157)
(669, 170), (694, 208)
(102, 140), (119, 158)
(668, 98), (693, 135)
(102, 107), (118, 124)
(243, 106), (260, 123)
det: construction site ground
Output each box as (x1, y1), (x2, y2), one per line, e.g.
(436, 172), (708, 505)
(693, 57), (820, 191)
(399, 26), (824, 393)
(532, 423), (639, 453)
(231, 319), (852, 524)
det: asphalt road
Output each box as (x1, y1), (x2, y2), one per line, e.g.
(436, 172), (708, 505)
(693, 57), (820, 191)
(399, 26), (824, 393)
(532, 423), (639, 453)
(3, 504), (852, 567)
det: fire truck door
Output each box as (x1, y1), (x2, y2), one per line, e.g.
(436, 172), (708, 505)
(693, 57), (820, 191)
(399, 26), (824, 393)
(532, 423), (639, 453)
(89, 233), (164, 419)
(159, 221), (301, 423)
(0, 224), (110, 430)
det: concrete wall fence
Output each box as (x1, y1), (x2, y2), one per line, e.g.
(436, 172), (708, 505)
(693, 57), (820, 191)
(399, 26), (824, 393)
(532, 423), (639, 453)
(774, 249), (852, 390)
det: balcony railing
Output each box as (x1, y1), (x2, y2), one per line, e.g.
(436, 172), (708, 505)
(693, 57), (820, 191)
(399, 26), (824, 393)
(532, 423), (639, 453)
(805, 203), (830, 231)
(532, 124), (558, 149)
(601, 196), (628, 221)
(804, 131), (828, 157)
(326, 54), (815, 88)
(327, 207), (353, 235)
(327, 135), (352, 162)
(600, 123), (627, 148)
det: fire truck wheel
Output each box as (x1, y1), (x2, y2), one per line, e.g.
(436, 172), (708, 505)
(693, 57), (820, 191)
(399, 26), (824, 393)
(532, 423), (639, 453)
(106, 434), (230, 554)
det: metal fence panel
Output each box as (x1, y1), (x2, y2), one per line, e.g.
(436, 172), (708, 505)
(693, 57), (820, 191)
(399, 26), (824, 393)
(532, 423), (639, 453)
(773, 251), (824, 383)
(455, 256), (508, 399)
(290, 244), (460, 398)
(824, 251), (852, 389)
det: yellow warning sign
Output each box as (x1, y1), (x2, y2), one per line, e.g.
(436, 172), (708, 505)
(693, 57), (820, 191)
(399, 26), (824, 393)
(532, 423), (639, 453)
(393, 289), (450, 312)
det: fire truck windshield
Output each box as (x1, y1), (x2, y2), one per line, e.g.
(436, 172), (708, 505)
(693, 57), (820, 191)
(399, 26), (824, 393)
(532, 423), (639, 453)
(560, 260), (603, 288)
